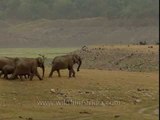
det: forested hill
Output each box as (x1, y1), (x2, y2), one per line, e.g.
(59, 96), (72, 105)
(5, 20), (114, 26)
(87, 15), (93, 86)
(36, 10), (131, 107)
(0, 0), (159, 47)
(0, 0), (159, 20)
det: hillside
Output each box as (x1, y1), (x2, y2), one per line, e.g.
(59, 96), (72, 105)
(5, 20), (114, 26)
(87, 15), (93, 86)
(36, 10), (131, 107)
(0, 0), (158, 20)
(71, 45), (159, 72)
(0, 18), (159, 47)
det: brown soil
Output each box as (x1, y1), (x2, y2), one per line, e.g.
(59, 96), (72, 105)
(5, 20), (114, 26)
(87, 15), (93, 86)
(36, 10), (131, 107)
(0, 68), (158, 120)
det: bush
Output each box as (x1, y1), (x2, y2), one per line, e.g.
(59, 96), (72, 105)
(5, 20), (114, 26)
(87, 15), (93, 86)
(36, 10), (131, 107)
(155, 41), (159, 45)
(139, 41), (147, 45)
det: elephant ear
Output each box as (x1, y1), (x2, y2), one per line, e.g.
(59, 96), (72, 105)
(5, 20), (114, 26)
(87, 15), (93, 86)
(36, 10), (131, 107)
(38, 54), (45, 63)
(72, 56), (76, 63)
(72, 54), (79, 63)
(36, 57), (42, 64)
(14, 57), (20, 64)
(38, 54), (46, 61)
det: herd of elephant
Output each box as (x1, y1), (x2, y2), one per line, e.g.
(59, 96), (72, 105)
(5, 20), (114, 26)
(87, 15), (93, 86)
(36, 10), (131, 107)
(0, 54), (82, 80)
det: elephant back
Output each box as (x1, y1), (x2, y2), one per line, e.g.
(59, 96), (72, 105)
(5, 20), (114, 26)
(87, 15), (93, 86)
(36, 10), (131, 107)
(52, 55), (73, 63)
(0, 57), (16, 70)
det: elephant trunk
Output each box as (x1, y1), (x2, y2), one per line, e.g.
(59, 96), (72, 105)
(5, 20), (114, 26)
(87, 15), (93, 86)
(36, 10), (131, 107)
(41, 64), (45, 78)
(77, 58), (82, 72)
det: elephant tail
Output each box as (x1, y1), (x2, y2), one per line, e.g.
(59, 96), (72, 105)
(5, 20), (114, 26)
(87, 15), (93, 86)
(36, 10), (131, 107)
(52, 57), (58, 64)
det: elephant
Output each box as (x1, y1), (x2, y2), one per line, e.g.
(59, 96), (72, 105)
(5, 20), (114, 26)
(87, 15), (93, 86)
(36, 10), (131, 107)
(0, 57), (18, 78)
(49, 54), (82, 78)
(0, 61), (31, 80)
(0, 64), (15, 79)
(0, 57), (17, 71)
(10, 57), (45, 80)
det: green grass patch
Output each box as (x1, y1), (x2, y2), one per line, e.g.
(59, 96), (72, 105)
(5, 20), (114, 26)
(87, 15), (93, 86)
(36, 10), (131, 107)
(0, 47), (78, 58)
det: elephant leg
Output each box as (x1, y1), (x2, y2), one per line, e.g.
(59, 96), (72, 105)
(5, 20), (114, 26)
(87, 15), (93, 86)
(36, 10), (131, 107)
(10, 70), (18, 80)
(24, 74), (29, 79)
(29, 73), (34, 81)
(68, 66), (72, 78)
(0, 72), (3, 78)
(4, 74), (8, 79)
(15, 75), (18, 79)
(0, 72), (4, 78)
(68, 68), (75, 77)
(24, 75), (28, 79)
(3, 71), (8, 79)
(35, 71), (42, 80)
(71, 69), (75, 77)
(69, 70), (72, 78)
(49, 67), (55, 77)
(27, 74), (30, 79)
(19, 75), (23, 81)
(24, 75), (26, 79)
(68, 66), (75, 78)
(57, 70), (61, 77)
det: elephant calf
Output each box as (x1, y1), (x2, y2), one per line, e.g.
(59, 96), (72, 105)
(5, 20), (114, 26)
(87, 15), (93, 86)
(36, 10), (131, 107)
(0, 65), (15, 79)
(0, 57), (25, 79)
(49, 54), (82, 78)
(0, 64), (30, 80)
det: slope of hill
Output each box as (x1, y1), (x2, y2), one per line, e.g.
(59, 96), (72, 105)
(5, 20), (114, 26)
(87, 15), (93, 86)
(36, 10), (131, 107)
(71, 45), (159, 72)
(0, 18), (159, 47)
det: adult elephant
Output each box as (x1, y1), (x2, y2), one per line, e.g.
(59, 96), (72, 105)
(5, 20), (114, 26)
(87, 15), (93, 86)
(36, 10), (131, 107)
(49, 54), (82, 78)
(11, 57), (45, 80)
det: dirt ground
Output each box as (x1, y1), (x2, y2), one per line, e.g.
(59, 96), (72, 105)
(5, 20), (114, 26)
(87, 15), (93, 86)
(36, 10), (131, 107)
(0, 68), (159, 120)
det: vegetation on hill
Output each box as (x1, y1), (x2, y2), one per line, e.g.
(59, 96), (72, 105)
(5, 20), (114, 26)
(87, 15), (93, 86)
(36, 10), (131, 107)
(0, 17), (159, 47)
(0, 0), (159, 20)
(0, 0), (159, 47)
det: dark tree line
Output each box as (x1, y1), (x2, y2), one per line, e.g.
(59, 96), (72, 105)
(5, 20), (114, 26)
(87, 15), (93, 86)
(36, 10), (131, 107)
(0, 0), (159, 20)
